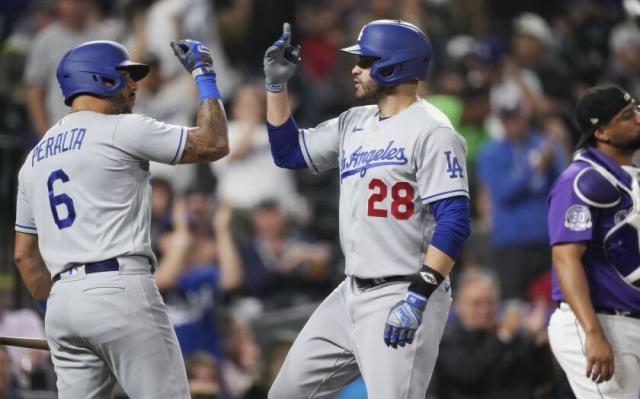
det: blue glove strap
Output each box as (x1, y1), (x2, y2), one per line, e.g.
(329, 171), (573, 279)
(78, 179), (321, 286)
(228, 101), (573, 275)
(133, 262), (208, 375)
(37, 300), (47, 314)
(195, 74), (221, 100)
(405, 292), (426, 310)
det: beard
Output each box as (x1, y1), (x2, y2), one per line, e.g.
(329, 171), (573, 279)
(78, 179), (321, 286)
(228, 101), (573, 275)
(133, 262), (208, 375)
(610, 133), (640, 153)
(354, 79), (390, 104)
(109, 91), (133, 114)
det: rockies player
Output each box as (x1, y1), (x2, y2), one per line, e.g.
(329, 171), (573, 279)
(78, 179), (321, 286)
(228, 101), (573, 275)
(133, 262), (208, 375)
(13, 39), (228, 398)
(547, 84), (640, 398)
(263, 21), (471, 398)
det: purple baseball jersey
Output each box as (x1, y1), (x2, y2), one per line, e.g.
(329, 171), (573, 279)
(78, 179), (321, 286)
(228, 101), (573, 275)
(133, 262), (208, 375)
(548, 148), (640, 312)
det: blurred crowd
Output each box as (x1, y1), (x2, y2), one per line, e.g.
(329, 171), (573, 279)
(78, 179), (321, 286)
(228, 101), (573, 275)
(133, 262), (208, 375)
(2, 0), (640, 397)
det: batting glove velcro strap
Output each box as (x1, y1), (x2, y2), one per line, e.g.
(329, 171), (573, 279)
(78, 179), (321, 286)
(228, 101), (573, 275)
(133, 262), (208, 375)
(408, 264), (445, 299)
(383, 292), (426, 348)
(264, 22), (301, 93)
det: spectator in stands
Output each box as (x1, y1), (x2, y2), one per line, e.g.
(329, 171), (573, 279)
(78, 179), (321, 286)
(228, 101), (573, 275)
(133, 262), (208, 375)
(0, 346), (19, 399)
(243, 329), (296, 399)
(211, 83), (302, 217)
(185, 351), (221, 399)
(232, 200), (332, 308)
(144, 0), (238, 97)
(24, 0), (113, 137)
(221, 316), (261, 398)
(608, 21), (640, 99)
(150, 177), (173, 253)
(477, 102), (567, 300)
(0, 296), (47, 390)
(431, 268), (554, 399)
(155, 195), (242, 360)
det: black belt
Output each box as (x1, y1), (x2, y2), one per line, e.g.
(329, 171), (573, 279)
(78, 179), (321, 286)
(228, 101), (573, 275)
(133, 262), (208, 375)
(53, 258), (119, 282)
(557, 302), (640, 320)
(353, 275), (410, 289)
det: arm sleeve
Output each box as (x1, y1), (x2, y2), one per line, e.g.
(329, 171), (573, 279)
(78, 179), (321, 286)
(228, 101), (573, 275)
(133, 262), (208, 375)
(430, 196), (471, 260)
(15, 169), (37, 234)
(416, 127), (469, 203)
(298, 116), (342, 174)
(112, 114), (187, 164)
(266, 116), (307, 169)
(547, 171), (594, 245)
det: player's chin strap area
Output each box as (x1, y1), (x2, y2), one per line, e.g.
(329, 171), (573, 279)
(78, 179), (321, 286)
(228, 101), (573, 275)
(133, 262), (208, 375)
(575, 154), (640, 290)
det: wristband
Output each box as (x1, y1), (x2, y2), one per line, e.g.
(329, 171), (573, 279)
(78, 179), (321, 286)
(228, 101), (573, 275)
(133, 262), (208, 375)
(408, 264), (445, 299)
(194, 73), (221, 101)
(37, 300), (47, 314)
(266, 82), (286, 93)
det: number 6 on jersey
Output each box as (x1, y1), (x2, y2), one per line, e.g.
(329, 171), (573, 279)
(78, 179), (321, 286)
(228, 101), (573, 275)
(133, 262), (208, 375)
(47, 169), (76, 230)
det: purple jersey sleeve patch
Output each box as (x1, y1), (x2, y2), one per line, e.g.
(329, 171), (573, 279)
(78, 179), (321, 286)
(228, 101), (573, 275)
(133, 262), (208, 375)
(548, 165), (594, 245)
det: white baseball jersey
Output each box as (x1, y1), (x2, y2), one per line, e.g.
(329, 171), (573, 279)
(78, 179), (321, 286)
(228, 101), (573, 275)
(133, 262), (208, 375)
(15, 111), (187, 277)
(299, 99), (468, 278)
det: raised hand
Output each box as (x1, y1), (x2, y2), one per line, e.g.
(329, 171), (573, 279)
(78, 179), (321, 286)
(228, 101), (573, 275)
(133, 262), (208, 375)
(264, 22), (301, 93)
(170, 39), (215, 77)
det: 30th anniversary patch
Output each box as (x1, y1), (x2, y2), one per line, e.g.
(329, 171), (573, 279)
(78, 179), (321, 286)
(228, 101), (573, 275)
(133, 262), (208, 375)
(564, 204), (592, 231)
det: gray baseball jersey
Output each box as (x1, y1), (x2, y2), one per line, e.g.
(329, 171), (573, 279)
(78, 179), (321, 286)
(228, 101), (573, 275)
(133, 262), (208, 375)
(270, 99), (464, 399)
(15, 110), (190, 398)
(299, 99), (469, 278)
(15, 111), (187, 277)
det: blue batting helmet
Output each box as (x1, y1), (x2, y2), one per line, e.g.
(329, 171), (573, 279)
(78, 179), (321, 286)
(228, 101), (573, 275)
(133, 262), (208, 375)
(56, 40), (149, 106)
(341, 20), (432, 87)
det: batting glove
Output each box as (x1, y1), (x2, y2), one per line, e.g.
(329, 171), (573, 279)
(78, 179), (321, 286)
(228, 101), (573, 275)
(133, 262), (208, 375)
(264, 22), (301, 93)
(383, 292), (426, 348)
(170, 39), (215, 78)
(170, 39), (221, 100)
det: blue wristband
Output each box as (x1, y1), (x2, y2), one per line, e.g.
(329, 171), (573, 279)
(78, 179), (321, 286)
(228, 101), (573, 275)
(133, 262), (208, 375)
(37, 300), (47, 314)
(195, 74), (221, 101)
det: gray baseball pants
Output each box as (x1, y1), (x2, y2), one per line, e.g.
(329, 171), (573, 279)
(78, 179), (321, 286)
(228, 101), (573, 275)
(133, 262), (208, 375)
(44, 256), (190, 398)
(269, 275), (451, 399)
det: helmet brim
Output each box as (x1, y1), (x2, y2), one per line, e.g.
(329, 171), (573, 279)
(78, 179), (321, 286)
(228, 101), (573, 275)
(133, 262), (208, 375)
(116, 62), (150, 81)
(341, 44), (364, 55)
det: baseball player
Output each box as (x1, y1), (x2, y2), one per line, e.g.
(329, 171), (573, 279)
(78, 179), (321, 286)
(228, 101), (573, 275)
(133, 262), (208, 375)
(263, 21), (471, 398)
(13, 39), (229, 398)
(547, 84), (640, 398)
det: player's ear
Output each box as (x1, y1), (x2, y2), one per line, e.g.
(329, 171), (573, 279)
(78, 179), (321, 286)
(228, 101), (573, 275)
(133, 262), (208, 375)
(593, 126), (610, 144)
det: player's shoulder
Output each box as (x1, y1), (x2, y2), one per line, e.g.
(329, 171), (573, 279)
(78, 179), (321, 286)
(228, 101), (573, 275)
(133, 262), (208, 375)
(414, 99), (456, 130)
(550, 160), (589, 195)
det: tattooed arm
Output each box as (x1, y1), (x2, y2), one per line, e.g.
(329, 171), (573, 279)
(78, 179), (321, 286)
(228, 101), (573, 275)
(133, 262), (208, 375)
(179, 99), (229, 163)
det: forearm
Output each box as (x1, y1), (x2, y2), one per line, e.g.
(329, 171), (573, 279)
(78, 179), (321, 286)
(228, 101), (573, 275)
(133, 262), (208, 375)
(180, 99), (229, 163)
(553, 244), (603, 335)
(25, 85), (50, 137)
(423, 245), (455, 278)
(215, 228), (243, 291)
(267, 90), (291, 126)
(15, 255), (51, 301)
(154, 242), (190, 291)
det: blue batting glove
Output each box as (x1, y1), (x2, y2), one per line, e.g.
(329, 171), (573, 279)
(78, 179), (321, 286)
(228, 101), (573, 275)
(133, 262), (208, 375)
(383, 291), (426, 348)
(170, 39), (220, 100)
